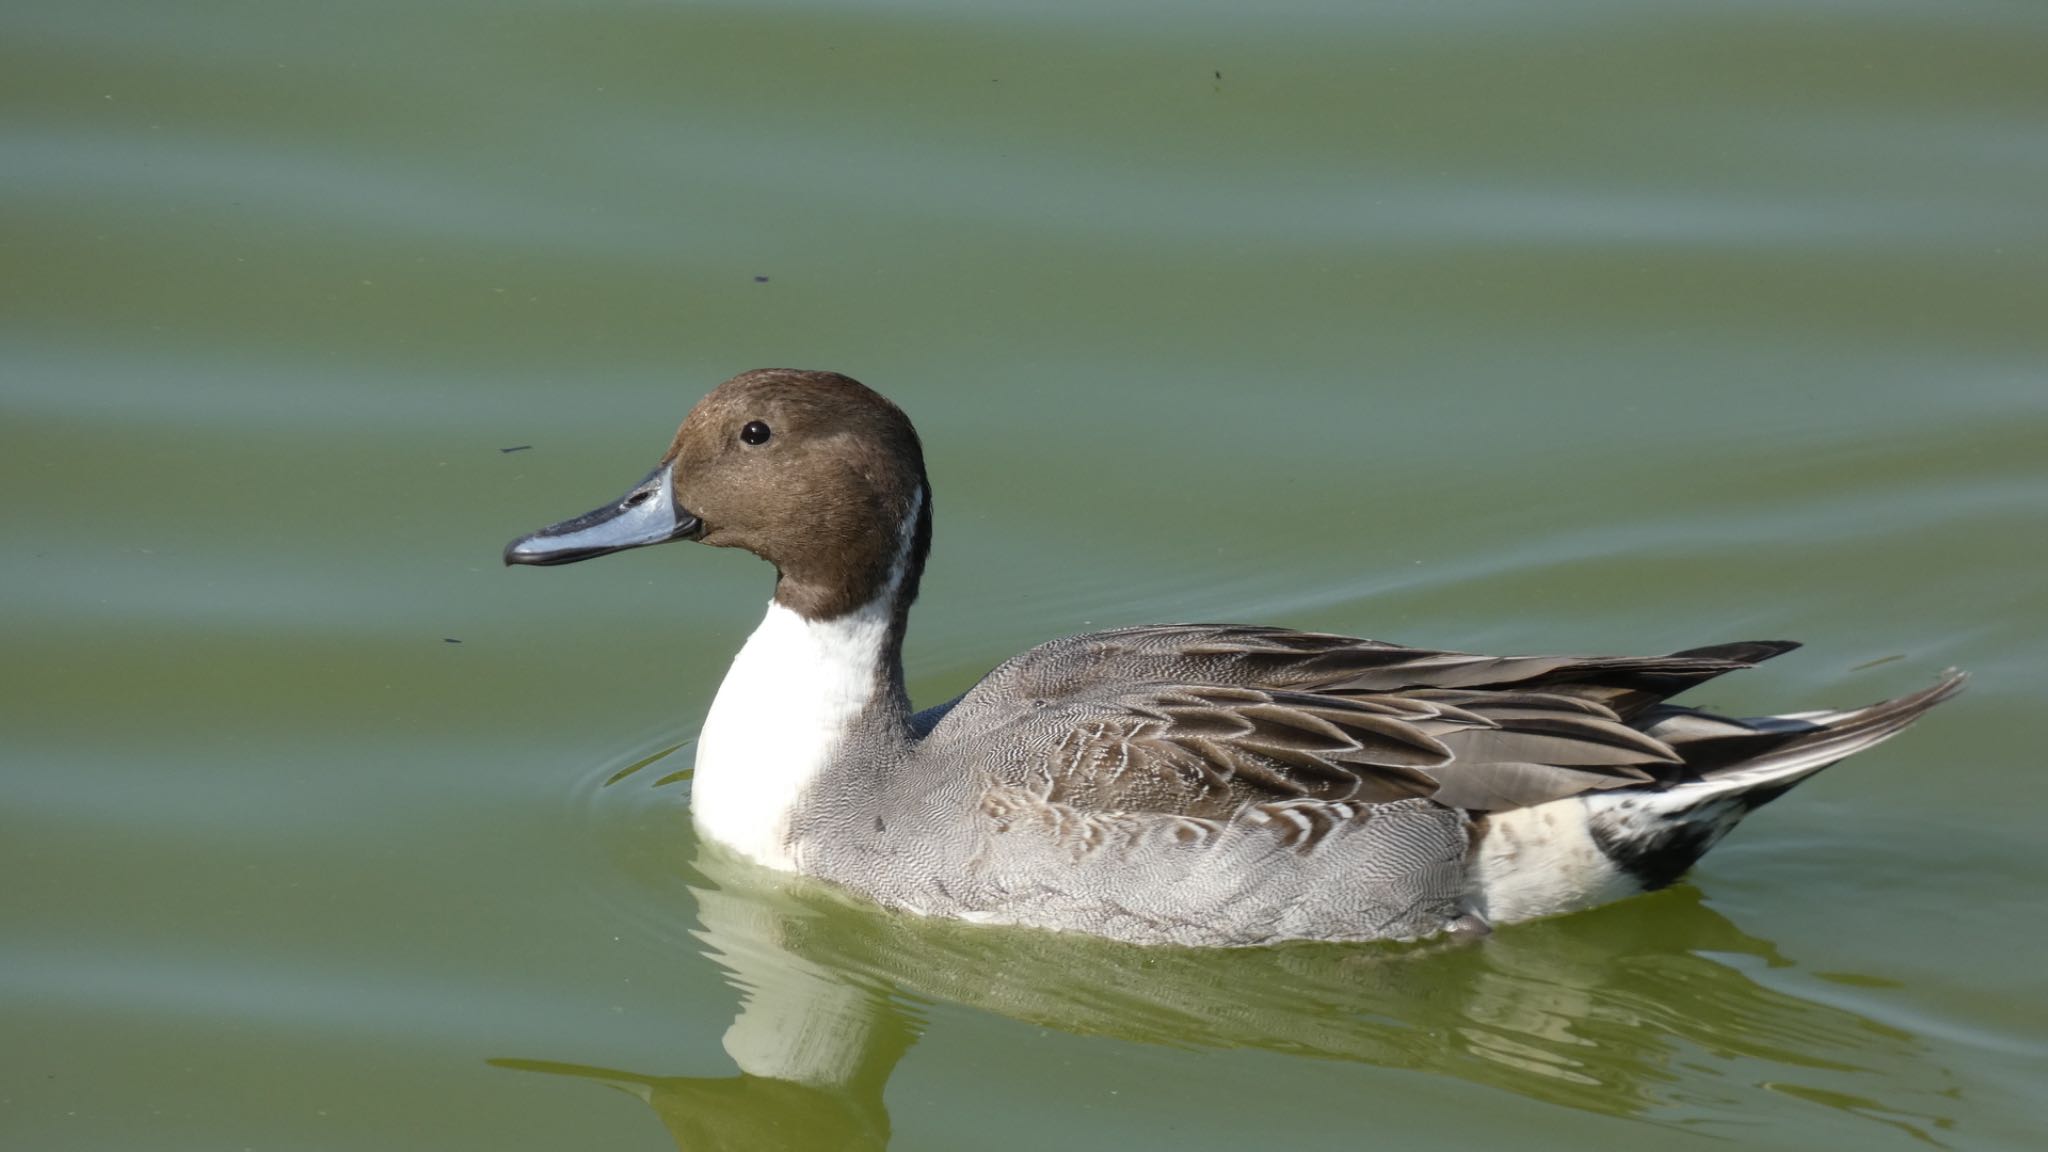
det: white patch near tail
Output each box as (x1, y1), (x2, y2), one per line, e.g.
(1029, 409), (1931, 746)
(1471, 677), (1963, 927)
(1468, 798), (1644, 925)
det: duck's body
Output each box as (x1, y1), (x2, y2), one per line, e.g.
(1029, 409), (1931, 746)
(508, 369), (1963, 947)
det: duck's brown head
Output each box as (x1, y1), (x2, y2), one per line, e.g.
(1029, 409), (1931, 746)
(505, 369), (931, 620)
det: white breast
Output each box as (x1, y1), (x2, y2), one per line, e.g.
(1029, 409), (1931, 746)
(692, 598), (893, 870)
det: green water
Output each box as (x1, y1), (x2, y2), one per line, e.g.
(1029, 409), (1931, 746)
(5, 1), (2046, 1148)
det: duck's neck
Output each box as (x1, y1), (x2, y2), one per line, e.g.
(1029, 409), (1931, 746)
(691, 491), (925, 871)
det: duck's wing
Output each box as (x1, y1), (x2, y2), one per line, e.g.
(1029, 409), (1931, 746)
(934, 626), (1805, 823)
(1003, 681), (1706, 823)
(964, 624), (1798, 721)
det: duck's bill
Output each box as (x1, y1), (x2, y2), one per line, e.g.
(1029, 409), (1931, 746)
(503, 463), (703, 566)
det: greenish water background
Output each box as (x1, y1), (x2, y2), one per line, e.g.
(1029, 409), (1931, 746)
(5, 2), (2045, 1148)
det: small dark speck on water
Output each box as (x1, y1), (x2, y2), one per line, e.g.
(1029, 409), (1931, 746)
(499, 445), (532, 454)
(1215, 70), (1223, 80)
(443, 638), (462, 644)
(753, 275), (770, 283)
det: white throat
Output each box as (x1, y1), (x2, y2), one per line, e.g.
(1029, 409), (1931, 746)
(691, 490), (922, 871)
(692, 597), (895, 870)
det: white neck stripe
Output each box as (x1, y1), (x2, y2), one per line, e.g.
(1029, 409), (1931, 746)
(689, 491), (923, 870)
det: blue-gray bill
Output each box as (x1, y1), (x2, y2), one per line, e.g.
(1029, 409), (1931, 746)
(503, 462), (702, 566)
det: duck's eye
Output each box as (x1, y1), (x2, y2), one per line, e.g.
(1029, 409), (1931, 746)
(740, 420), (772, 446)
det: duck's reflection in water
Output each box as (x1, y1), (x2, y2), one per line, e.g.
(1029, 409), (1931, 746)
(493, 848), (1956, 1150)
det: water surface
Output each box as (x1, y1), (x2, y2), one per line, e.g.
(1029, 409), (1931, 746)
(5, 1), (2046, 1148)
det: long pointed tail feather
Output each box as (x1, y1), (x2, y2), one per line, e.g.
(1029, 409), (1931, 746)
(1644, 668), (1968, 800)
(1469, 668), (1964, 926)
(1586, 670), (1967, 889)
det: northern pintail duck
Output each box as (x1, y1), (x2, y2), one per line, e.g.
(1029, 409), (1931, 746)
(506, 369), (1964, 947)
